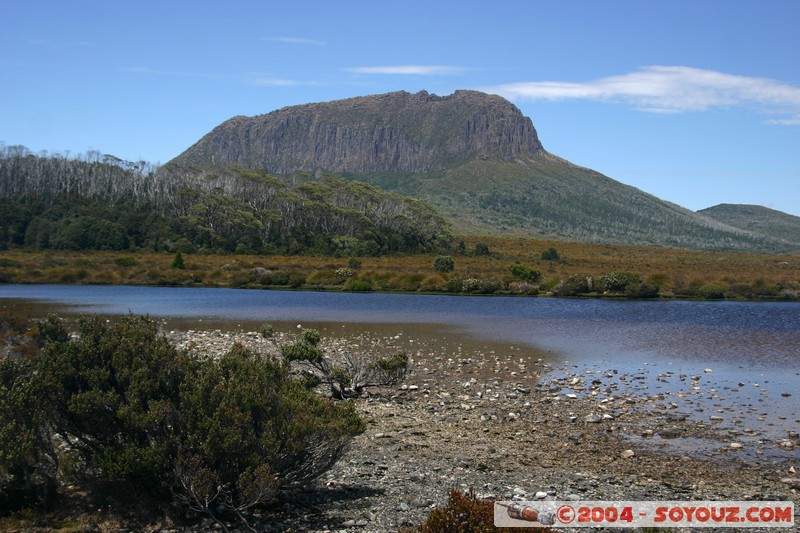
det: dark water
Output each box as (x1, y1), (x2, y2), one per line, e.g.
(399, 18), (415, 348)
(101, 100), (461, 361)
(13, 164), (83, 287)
(2, 284), (799, 456)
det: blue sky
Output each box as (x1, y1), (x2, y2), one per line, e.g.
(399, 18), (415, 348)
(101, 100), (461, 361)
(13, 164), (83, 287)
(2, 0), (799, 215)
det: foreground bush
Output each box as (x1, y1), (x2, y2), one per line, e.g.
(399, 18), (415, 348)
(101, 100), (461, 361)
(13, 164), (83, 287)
(0, 315), (364, 527)
(417, 489), (542, 532)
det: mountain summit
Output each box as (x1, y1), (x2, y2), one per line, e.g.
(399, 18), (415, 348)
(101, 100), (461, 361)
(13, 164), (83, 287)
(172, 90), (795, 253)
(173, 90), (543, 174)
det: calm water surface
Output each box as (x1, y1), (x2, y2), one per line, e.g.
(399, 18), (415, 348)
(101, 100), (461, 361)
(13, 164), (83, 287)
(2, 284), (798, 456)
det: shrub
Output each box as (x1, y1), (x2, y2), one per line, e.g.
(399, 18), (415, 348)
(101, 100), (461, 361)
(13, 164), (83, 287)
(433, 255), (455, 273)
(474, 243), (490, 256)
(335, 267), (356, 278)
(554, 274), (592, 296)
(346, 279), (373, 292)
(0, 315), (364, 528)
(347, 257), (362, 270)
(599, 272), (641, 292)
(114, 257), (138, 268)
(698, 283), (726, 299)
(625, 281), (660, 299)
(508, 263), (542, 283)
(417, 488), (540, 532)
(282, 328), (408, 399)
(259, 323), (274, 338)
(541, 247), (560, 261)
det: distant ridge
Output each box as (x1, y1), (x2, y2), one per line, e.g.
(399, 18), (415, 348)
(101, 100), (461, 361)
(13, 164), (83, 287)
(171, 90), (797, 253)
(698, 204), (800, 249)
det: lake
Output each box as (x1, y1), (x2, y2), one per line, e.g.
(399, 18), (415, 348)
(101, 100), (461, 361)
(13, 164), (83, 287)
(2, 284), (799, 456)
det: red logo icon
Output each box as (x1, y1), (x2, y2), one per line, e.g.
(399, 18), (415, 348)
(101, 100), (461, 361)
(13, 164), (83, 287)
(557, 504), (576, 524)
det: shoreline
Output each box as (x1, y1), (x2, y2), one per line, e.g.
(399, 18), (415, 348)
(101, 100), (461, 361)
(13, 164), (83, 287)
(167, 327), (799, 532)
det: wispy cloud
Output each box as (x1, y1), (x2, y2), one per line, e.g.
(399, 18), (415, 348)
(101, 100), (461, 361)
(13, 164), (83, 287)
(122, 67), (321, 88)
(346, 65), (468, 76)
(248, 75), (321, 87)
(260, 36), (326, 46)
(485, 66), (800, 124)
(121, 66), (229, 79)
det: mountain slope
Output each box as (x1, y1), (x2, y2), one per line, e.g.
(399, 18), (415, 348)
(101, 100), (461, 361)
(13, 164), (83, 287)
(698, 204), (800, 248)
(172, 90), (795, 253)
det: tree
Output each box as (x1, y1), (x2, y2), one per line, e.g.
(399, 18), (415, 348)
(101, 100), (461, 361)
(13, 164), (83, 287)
(171, 251), (185, 269)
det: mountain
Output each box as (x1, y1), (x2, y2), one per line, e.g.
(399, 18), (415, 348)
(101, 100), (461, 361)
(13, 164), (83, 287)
(698, 204), (800, 248)
(172, 90), (795, 253)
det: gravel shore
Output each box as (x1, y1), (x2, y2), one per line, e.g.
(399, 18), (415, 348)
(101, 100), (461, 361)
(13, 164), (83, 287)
(164, 327), (799, 532)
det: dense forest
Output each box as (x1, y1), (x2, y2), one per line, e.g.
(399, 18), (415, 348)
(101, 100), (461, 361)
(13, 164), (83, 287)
(0, 145), (452, 255)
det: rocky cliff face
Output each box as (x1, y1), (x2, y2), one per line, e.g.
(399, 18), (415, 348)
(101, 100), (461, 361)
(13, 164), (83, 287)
(171, 90), (543, 173)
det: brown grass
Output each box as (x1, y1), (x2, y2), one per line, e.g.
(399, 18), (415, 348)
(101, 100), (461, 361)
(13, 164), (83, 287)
(1, 235), (798, 299)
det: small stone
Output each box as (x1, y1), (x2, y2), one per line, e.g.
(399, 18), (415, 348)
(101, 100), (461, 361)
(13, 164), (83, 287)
(658, 428), (683, 439)
(584, 414), (603, 423)
(534, 491), (547, 499)
(729, 442), (743, 449)
(620, 449), (635, 459)
(704, 368), (713, 374)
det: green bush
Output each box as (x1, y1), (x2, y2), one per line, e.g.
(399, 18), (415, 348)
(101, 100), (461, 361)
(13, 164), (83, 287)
(114, 257), (138, 268)
(698, 283), (726, 299)
(554, 274), (593, 296)
(599, 272), (641, 292)
(625, 281), (660, 299)
(433, 255), (455, 273)
(346, 279), (373, 292)
(0, 315), (364, 527)
(474, 243), (490, 256)
(508, 263), (542, 283)
(541, 247), (561, 261)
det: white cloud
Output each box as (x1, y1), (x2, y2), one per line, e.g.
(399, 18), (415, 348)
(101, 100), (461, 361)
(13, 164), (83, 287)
(346, 65), (467, 76)
(485, 66), (800, 124)
(247, 74), (322, 87)
(260, 36), (326, 46)
(121, 67), (227, 79)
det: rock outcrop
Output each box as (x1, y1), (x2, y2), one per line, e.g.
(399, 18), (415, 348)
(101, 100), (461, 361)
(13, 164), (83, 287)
(171, 90), (543, 173)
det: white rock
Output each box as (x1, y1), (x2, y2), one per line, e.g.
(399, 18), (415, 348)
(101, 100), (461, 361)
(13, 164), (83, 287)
(620, 449), (635, 459)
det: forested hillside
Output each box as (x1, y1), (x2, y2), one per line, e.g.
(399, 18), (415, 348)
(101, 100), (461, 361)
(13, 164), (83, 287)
(0, 146), (451, 255)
